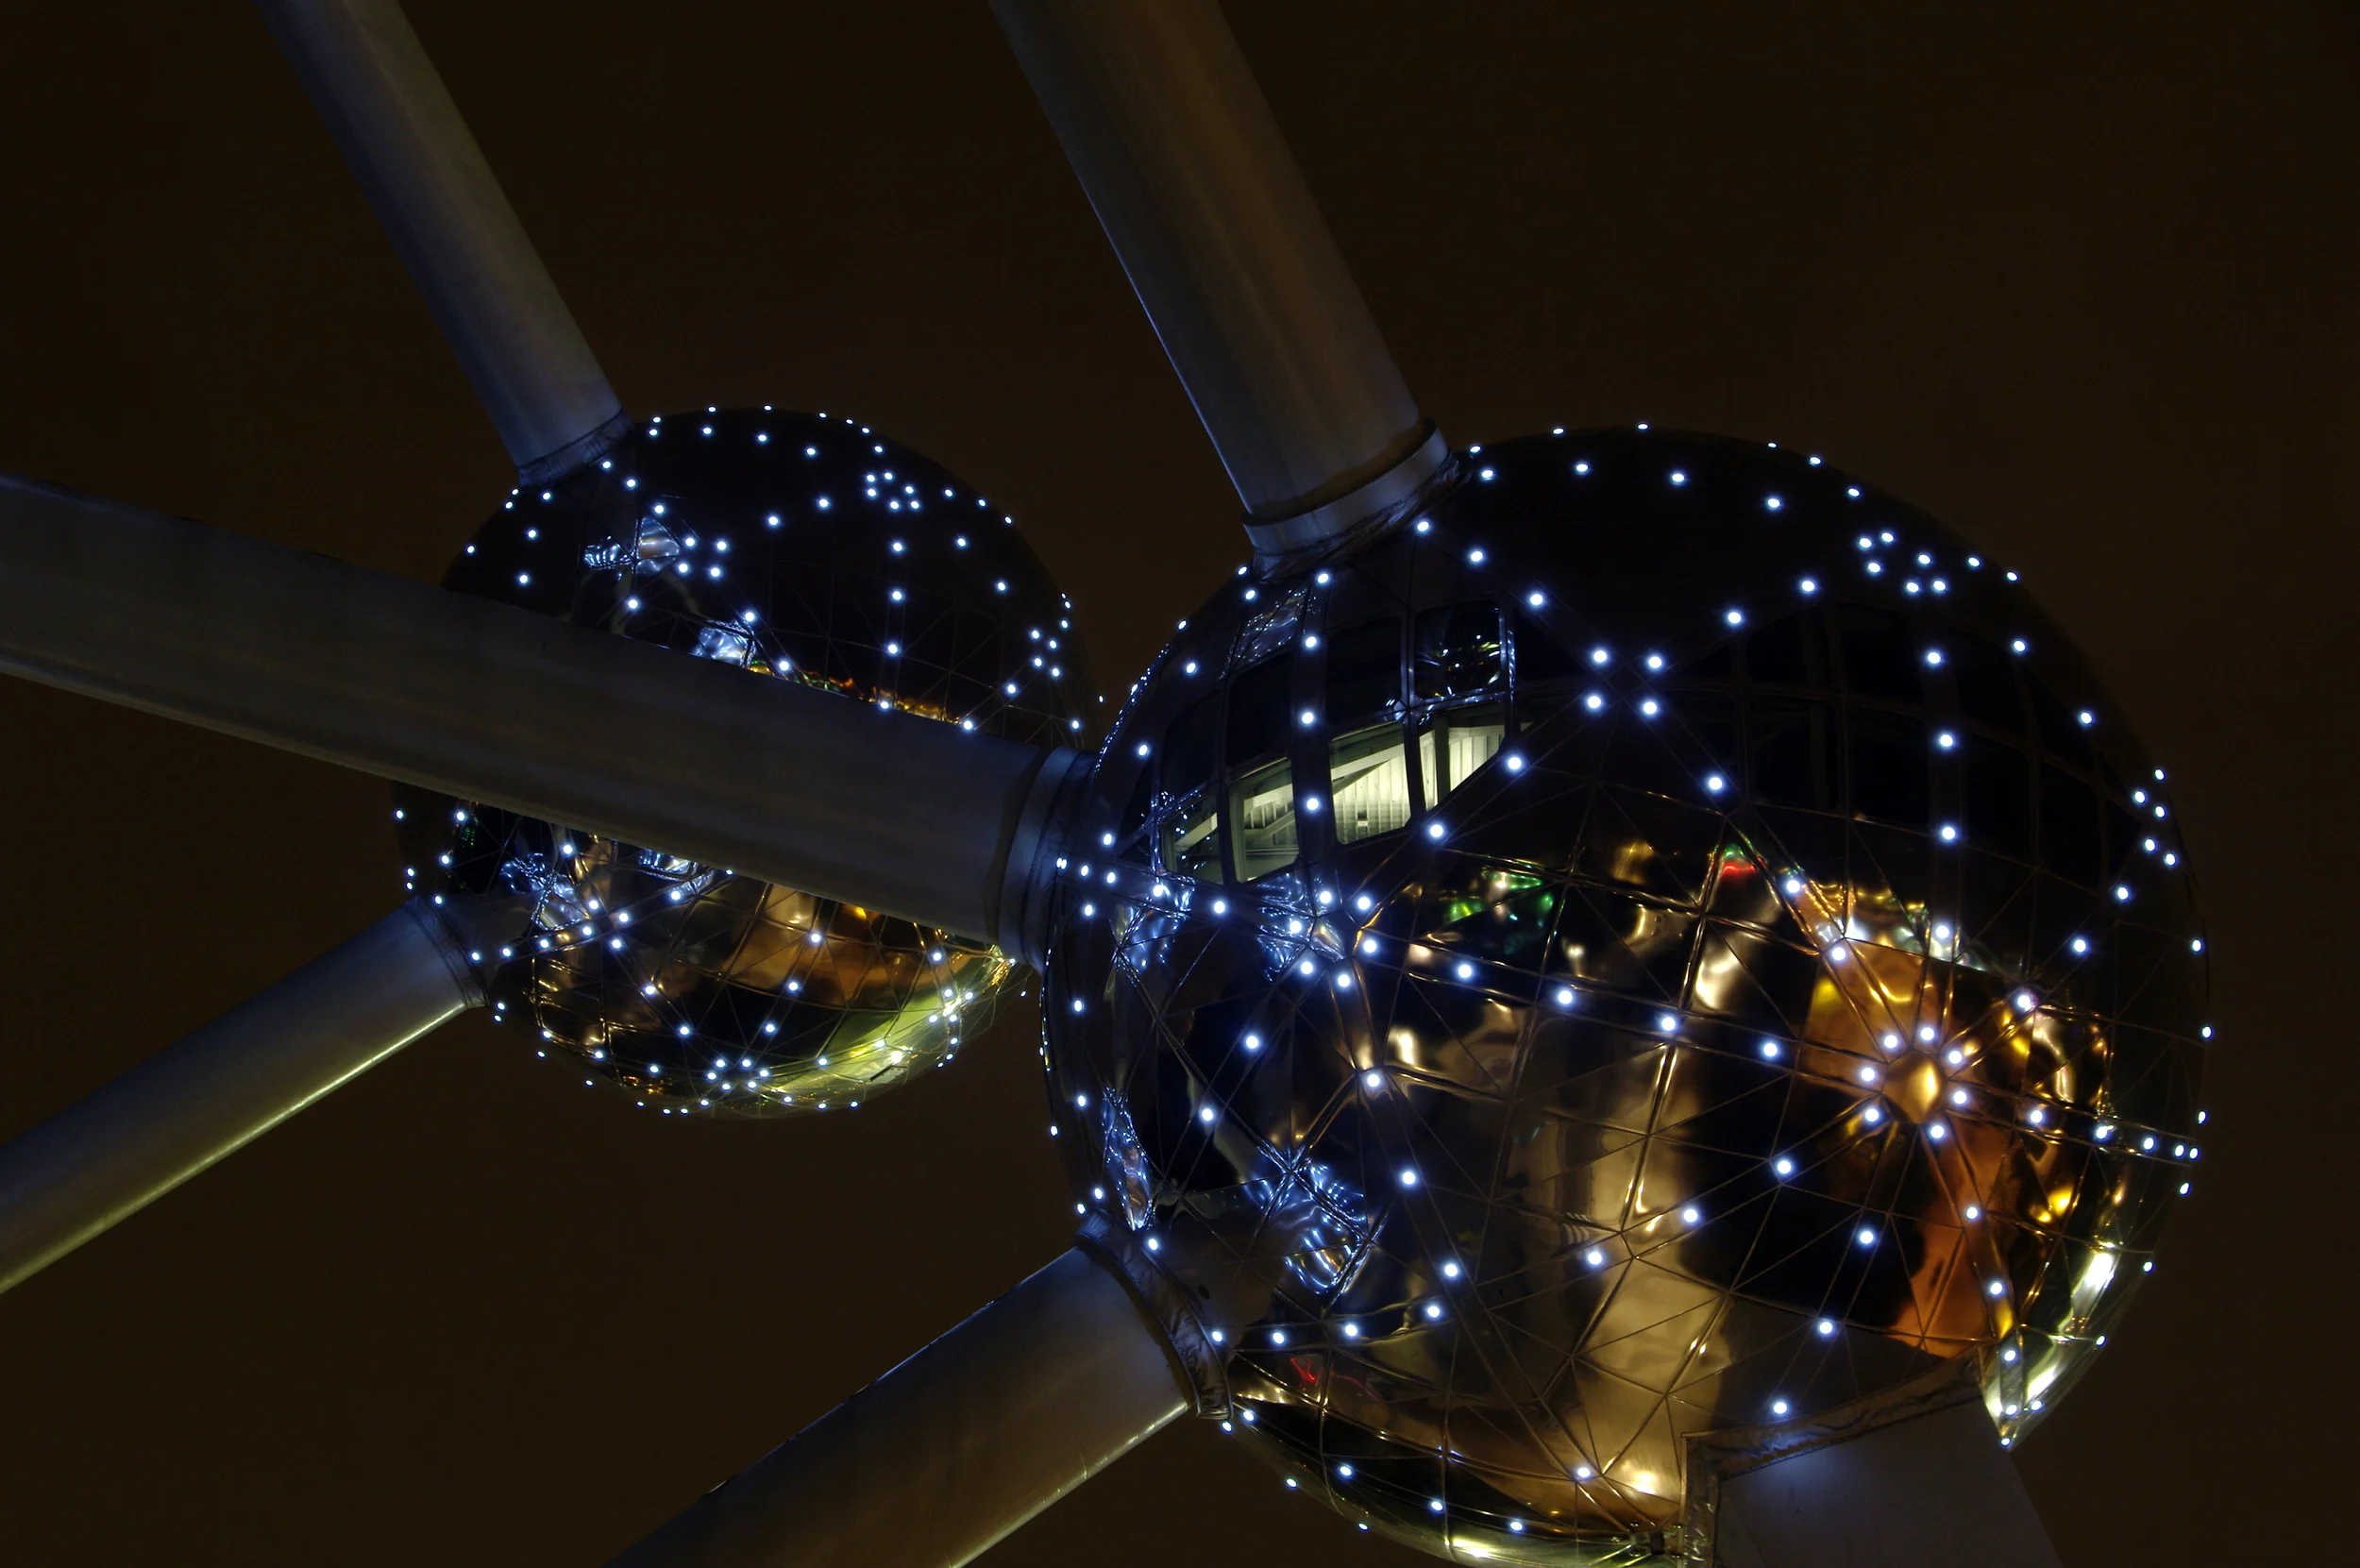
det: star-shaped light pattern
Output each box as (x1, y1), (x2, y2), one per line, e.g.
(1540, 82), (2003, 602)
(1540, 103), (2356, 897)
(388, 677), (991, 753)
(1041, 430), (2206, 1562)
(396, 408), (1097, 1115)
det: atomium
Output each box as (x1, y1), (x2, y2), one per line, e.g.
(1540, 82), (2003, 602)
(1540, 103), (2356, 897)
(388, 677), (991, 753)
(0, 4), (2225, 1561)
(396, 406), (1096, 1115)
(1043, 429), (2206, 1561)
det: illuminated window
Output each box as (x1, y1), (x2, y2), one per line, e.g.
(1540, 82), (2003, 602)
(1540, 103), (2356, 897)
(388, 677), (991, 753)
(1230, 758), (1298, 879)
(1413, 602), (1504, 700)
(1156, 693), (1222, 879)
(1331, 724), (1411, 845)
(1160, 785), (1223, 881)
(1417, 702), (1504, 809)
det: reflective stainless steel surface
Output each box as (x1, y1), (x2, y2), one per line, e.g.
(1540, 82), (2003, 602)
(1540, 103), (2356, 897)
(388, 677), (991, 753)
(1040, 430), (2206, 1561)
(605, 1246), (1187, 1568)
(0, 896), (502, 1294)
(396, 408), (1097, 1115)
(991, 0), (1440, 547)
(254, 0), (628, 479)
(0, 467), (1070, 946)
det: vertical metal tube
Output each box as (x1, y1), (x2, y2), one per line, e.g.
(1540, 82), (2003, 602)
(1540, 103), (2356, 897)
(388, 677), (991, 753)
(603, 1247), (1190, 1568)
(992, 0), (1445, 556)
(254, 0), (627, 481)
(0, 898), (491, 1295)
(1688, 1368), (2061, 1566)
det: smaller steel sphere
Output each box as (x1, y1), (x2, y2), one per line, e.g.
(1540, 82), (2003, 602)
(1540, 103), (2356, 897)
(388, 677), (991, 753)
(396, 407), (1095, 1114)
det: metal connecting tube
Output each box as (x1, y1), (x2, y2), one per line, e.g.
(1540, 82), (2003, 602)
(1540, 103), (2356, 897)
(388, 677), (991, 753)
(603, 1247), (1190, 1568)
(254, 0), (628, 480)
(0, 897), (504, 1295)
(992, 0), (1446, 560)
(0, 472), (1082, 948)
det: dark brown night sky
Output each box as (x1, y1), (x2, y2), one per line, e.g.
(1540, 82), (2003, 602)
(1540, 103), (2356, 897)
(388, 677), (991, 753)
(0, 3), (2351, 1563)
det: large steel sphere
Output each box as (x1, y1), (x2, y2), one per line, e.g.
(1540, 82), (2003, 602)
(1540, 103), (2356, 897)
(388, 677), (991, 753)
(396, 407), (1096, 1115)
(1041, 429), (2206, 1561)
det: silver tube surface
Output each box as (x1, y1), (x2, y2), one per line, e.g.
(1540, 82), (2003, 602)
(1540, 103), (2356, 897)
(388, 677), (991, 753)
(1692, 1373), (2060, 1566)
(0, 899), (482, 1295)
(0, 472), (1077, 946)
(992, 0), (1443, 551)
(605, 1247), (1188, 1568)
(255, 0), (626, 480)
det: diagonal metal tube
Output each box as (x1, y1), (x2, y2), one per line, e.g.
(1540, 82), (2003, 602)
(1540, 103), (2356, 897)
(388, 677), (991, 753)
(0, 897), (505, 1295)
(992, 0), (1446, 559)
(254, 0), (628, 481)
(0, 471), (1082, 950)
(603, 1246), (1189, 1568)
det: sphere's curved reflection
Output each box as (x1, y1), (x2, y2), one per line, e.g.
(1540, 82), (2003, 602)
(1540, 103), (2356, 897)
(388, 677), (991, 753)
(396, 407), (1093, 1114)
(1043, 430), (2206, 1561)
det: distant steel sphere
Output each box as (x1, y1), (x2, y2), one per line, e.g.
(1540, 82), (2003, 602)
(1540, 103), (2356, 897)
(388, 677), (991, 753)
(1042, 430), (2206, 1560)
(396, 407), (1096, 1115)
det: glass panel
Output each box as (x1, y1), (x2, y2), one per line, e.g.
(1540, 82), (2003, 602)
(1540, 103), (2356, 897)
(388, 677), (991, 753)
(2040, 763), (2101, 885)
(1415, 702), (1506, 809)
(1227, 655), (1294, 767)
(1849, 709), (1930, 824)
(1330, 724), (1412, 845)
(1231, 584), (1306, 669)
(1444, 703), (1506, 789)
(1834, 603), (1921, 702)
(1751, 697), (1839, 809)
(1948, 633), (2025, 735)
(1164, 692), (1222, 798)
(1324, 619), (1402, 722)
(2027, 674), (2093, 768)
(1677, 643), (1733, 679)
(1510, 609), (1582, 684)
(1744, 611), (1830, 688)
(1669, 692), (1738, 776)
(1119, 763), (1154, 849)
(1414, 602), (1504, 700)
(1964, 736), (2034, 859)
(1229, 758), (1299, 881)
(1160, 785), (1223, 883)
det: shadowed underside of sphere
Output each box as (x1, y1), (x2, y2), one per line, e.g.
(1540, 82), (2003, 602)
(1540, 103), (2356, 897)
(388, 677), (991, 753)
(396, 407), (1095, 1115)
(1041, 430), (2207, 1562)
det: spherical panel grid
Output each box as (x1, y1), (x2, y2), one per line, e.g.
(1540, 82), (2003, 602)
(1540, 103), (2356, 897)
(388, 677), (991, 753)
(396, 407), (1096, 1115)
(1040, 430), (2208, 1561)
